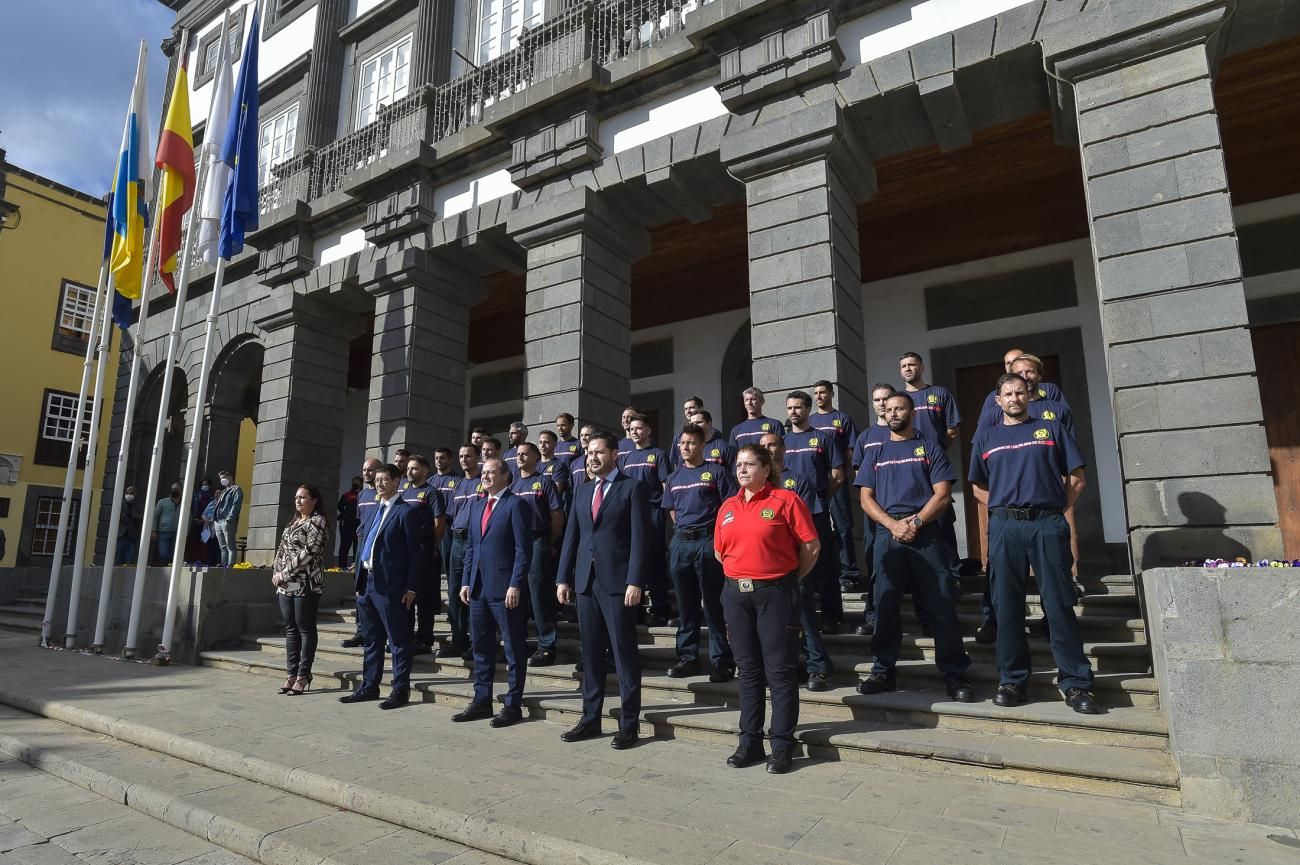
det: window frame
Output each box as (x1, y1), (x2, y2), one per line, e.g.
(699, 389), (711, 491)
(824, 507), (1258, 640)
(473, 0), (545, 66)
(33, 388), (92, 468)
(354, 34), (414, 130)
(194, 6), (247, 88)
(51, 279), (98, 355)
(258, 101), (301, 187)
(30, 495), (80, 559)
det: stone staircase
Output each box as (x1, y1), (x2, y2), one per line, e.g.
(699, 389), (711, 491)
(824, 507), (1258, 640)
(200, 572), (1180, 805)
(0, 595), (47, 635)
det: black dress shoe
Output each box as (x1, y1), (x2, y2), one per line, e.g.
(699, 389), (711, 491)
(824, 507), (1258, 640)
(1064, 688), (1101, 715)
(610, 729), (639, 750)
(945, 676), (976, 703)
(452, 702), (493, 722)
(821, 620), (842, 635)
(666, 659), (698, 678)
(379, 691), (410, 710)
(854, 622), (875, 637)
(338, 691), (379, 704)
(974, 621), (997, 644)
(436, 644), (463, 659)
(645, 614), (669, 628)
(708, 664), (736, 684)
(806, 672), (830, 692)
(766, 751), (793, 774)
(726, 745), (766, 768)
(992, 683), (1027, 707)
(460, 649), (474, 663)
(667, 617), (681, 628)
(857, 671), (896, 695)
(341, 634), (364, 648)
(491, 707), (524, 728)
(561, 722), (602, 743)
(411, 641), (433, 656)
(574, 659), (584, 674)
(529, 649), (556, 667)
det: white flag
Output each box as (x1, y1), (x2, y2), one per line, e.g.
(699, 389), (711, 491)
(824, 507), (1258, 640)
(197, 9), (235, 267)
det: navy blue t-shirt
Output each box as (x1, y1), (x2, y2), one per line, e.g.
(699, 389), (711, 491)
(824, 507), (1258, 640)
(449, 476), (485, 531)
(510, 473), (564, 534)
(617, 437), (638, 459)
(618, 446), (671, 508)
(855, 436), (955, 515)
(728, 416), (784, 450)
(556, 437), (581, 464)
(671, 430), (729, 468)
(851, 424), (891, 469)
(401, 481), (446, 544)
(976, 397), (1075, 436)
(968, 417), (1086, 510)
(906, 384), (961, 450)
(537, 458), (569, 492)
(777, 468), (822, 515)
(502, 446), (522, 473)
(979, 381), (1067, 423)
(783, 428), (843, 500)
(662, 463), (738, 528)
(701, 435), (737, 471)
(812, 409), (858, 468)
(430, 472), (462, 512)
(356, 488), (379, 539)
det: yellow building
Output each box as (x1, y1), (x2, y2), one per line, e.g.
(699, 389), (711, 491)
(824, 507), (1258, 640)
(0, 149), (116, 568)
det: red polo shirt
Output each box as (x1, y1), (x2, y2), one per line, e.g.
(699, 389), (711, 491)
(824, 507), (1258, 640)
(713, 483), (818, 580)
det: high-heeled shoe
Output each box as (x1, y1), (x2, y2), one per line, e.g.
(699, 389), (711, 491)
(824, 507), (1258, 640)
(286, 676), (311, 696)
(278, 676), (296, 695)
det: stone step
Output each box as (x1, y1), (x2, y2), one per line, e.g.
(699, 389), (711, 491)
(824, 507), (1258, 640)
(0, 613), (43, 632)
(11, 597), (47, 608)
(0, 605), (45, 618)
(199, 647), (1179, 805)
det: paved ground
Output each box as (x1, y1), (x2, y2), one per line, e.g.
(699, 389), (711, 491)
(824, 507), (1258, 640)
(0, 647), (1296, 865)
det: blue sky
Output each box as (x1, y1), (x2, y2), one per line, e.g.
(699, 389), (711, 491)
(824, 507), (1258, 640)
(1, 0), (175, 196)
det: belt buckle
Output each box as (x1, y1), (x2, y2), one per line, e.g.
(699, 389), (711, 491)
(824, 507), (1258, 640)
(737, 578), (754, 593)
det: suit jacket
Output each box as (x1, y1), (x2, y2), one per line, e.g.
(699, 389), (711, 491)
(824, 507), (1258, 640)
(354, 496), (421, 597)
(462, 489), (533, 599)
(556, 473), (650, 595)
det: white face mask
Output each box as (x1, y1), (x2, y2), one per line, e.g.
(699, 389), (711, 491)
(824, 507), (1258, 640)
(220, 477), (231, 487)
(201, 484), (210, 492)
(124, 494), (135, 503)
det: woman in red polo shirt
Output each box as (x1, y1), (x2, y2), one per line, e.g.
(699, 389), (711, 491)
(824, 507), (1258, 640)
(713, 444), (820, 774)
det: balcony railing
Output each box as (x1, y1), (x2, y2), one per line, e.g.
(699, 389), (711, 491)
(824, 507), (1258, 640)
(594, 0), (691, 63)
(310, 90), (427, 201)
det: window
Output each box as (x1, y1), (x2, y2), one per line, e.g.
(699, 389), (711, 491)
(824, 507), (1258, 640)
(34, 389), (92, 467)
(195, 7), (246, 86)
(31, 496), (79, 558)
(476, 0), (544, 64)
(356, 36), (412, 128)
(53, 280), (97, 354)
(258, 103), (300, 186)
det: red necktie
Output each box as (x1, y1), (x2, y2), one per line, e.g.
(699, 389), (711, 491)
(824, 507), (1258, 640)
(481, 496), (494, 535)
(591, 480), (604, 520)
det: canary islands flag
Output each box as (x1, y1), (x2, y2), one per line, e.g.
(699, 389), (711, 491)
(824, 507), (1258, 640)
(155, 46), (195, 293)
(109, 44), (152, 299)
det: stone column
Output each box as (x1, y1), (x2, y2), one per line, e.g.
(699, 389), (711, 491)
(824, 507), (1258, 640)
(1044, 1), (1282, 569)
(246, 292), (353, 563)
(302, 0), (349, 148)
(721, 99), (873, 422)
(410, 0), (456, 87)
(507, 187), (648, 431)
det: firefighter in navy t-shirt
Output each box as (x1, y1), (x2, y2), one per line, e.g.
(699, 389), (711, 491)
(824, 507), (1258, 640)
(898, 352), (962, 568)
(968, 374), (1098, 715)
(854, 393), (974, 702)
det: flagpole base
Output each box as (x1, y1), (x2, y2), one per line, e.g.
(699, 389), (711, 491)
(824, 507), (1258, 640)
(122, 647), (138, 660)
(63, 636), (77, 650)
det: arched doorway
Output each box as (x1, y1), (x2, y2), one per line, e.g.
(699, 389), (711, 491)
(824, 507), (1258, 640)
(130, 366), (189, 499)
(202, 336), (264, 560)
(719, 320), (752, 434)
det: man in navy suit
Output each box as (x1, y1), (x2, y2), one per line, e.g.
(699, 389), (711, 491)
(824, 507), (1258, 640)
(453, 458), (534, 727)
(556, 431), (651, 750)
(340, 464), (422, 710)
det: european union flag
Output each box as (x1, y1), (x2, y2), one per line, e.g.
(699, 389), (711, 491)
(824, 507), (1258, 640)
(218, 3), (260, 260)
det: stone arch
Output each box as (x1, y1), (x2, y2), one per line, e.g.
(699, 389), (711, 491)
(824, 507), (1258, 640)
(130, 363), (189, 499)
(200, 334), (265, 481)
(719, 319), (752, 434)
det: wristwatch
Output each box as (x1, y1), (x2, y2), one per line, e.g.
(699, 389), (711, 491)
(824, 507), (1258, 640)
(909, 516), (924, 528)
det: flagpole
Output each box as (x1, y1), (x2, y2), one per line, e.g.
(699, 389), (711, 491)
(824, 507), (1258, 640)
(40, 261), (110, 646)
(90, 176), (171, 651)
(158, 254), (226, 659)
(92, 29), (190, 652)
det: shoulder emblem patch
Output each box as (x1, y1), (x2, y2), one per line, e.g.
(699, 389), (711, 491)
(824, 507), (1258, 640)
(761, 422), (771, 431)
(832, 418), (842, 428)
(809, 437), (819, 447)
(532, 481), (542, 490)
(701, 471), (713, 481)
(914, 446), (926, 456)
(1034, 428), (1049, 440)
(784, 478), (796, 489)
(927, 394), (938, 404)
(1038, 388), (1047, 398)
(647, 454), (656, 463)
(760, 508), (776, 520)
(1042, 410), (1056, 420)
(710, 448), (721, 457)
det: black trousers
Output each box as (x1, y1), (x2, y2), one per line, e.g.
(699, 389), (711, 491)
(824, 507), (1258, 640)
(337, 526), (357, 568)
(668, 532), (732, 667)
(722, 574), (801, 755)
(813, 511), (844, 624)
(870, 523), (970, 677)
(644, 509), (673, 616)
(278, 592), (321, 679)
(446, 535), (471, 651)
(407, 544), (442, 643)
(576, 587), (642, 732)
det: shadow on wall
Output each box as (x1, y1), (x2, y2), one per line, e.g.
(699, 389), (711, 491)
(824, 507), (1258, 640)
(1140, 492), (1254, 568)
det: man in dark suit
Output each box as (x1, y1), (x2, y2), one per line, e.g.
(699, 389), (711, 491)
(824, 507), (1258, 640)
(453, 458), (534, 727)
(340, 463), (421, 710)
(556, 431), (651, 750)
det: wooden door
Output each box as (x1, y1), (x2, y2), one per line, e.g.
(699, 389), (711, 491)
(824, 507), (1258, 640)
(952, 354), (1062, 565)
(1251, 322), (1300, 558)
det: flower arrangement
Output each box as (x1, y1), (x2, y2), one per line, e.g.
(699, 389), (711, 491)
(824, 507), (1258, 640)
(1189, 558), (1299, 568)
(233, 561), (255, 569)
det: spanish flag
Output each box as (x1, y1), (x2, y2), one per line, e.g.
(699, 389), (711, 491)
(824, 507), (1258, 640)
(109, 44), (152, 299)
(155, 47), (195, 293)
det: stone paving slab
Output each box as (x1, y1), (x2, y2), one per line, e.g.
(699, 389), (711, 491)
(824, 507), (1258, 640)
(0, 648), (1296, 865)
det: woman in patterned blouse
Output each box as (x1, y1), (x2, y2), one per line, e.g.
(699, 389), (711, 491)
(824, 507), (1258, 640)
(272, 484), (329, 695)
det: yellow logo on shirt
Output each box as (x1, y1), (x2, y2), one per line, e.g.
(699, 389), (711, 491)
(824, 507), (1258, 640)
(647, 454), (656, 463)
(784, 478), (796, 489)
(544, 465), (554, 474)
(1042, 410), (1056, 420)
(760, 508), (776, 520)
(914, 446), (925, 456)
(532, 481), (542, 490)
(701, 471), (713, 481)
(710, 448), (721, 457)
(1034, 429), (1049, 440)
(761, 422), (771, 431)
(928, 394), (938, 404)
(809, 437), (819, 446)
(1038, 388), (1047, 398)
(476, 483), (486, 494)
(416, 491), (426, 500)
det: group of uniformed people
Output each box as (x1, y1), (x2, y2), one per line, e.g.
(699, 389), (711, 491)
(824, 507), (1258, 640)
(336, 346), (1100, 770)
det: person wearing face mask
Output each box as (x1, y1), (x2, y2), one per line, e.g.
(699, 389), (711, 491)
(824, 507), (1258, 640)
(212, 470), (244, 568)
(190, 478), (217, 564)
(116, 486), (141, 565)
(152, 484), (183, 565)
